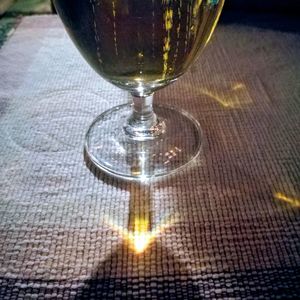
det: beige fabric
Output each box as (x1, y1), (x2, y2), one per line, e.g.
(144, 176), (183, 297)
(0, 16), (299, 299)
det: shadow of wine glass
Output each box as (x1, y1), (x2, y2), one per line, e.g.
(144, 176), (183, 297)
(75, 151), (204, 299)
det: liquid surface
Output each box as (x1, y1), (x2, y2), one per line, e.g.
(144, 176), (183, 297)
(54, 0), (224, 95)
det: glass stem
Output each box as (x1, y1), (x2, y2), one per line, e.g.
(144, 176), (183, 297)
(124, 94), (165, 140)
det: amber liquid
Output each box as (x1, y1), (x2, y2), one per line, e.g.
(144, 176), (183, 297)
(54, 0), (224, 95)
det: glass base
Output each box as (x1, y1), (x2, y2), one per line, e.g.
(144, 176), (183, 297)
(85, 104), (202, 181)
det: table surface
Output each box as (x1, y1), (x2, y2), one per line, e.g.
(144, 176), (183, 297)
(0, 15), (299, 299)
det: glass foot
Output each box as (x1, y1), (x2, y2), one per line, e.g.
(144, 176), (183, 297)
(85, 104), (202, 181)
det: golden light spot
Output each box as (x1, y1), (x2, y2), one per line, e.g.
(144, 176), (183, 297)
(274, 193), (300, 207)
(232, 83), (246, 91)
(183, 81), (252, 108)
(128, 217), (153, 254)
(163, 36), (171, 52)
(163, 52), (169, 61)
(128, 232), (153, 254)
(138, 52), (144, 59)
(103, 214), (179, 254)
(200, 88), (231, 107)
(173, 1), (182, 74)
(164, 9), (173, 30)
(162, 7), (174, 79)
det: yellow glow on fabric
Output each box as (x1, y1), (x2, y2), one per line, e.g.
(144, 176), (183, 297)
(275, 193), (300, 207)
(183, 81), (252, 108)
(232, 83), (246, 91)
(104, 215), (179, 254)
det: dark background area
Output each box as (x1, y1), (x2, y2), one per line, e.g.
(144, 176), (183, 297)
(225, 0), (300, 14)
(221, 0), (300, 34)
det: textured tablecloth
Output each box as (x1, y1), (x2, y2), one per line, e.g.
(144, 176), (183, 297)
(0, 16), (299, 299)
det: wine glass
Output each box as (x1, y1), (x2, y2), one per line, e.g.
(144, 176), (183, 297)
(53, 0), (225, 181)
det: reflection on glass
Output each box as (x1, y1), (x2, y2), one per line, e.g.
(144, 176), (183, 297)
(53, 0), (225, 180)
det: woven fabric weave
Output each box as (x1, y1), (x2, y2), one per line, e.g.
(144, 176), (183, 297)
(0, 16), (299, 299)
